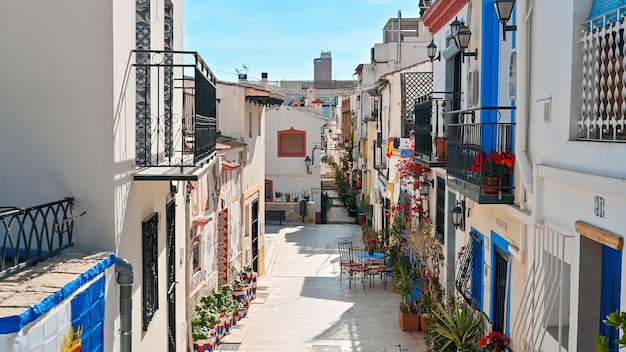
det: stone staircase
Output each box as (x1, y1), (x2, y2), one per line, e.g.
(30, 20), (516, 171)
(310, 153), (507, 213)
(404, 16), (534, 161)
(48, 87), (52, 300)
(320, 163), (354, 224)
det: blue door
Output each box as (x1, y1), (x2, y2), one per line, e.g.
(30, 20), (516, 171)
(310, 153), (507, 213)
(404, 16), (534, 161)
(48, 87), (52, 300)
(600, 245), (622, 351)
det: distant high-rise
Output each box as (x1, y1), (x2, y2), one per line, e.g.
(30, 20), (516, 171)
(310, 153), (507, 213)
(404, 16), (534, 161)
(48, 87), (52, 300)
(314, 51), (332, 82)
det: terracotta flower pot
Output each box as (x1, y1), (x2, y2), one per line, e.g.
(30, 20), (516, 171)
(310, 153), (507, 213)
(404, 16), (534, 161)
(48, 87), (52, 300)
(398, 306), (421, 332)
(482, 177), (501, 194)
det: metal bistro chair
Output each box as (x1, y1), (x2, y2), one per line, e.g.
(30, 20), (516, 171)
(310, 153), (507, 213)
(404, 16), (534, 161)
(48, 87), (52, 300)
(338, 240), (363, 288)
(373, 259), (394, 289)
(350, 249), (369, 289)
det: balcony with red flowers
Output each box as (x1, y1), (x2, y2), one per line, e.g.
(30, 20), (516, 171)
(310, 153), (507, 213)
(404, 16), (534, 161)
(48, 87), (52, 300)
(445, 106), (516, 204)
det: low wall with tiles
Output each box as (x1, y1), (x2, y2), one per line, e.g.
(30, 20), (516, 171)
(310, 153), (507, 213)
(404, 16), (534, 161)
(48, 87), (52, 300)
(265, 201), (316, 223)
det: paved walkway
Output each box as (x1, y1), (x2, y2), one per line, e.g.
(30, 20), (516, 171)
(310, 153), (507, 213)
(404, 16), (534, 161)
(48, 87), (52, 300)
(219, 223), (428, 352)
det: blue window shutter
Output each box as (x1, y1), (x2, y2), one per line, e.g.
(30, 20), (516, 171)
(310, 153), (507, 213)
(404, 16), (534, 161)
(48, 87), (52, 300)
(589, 0), (626, 20)
(470, 235), (484, 309)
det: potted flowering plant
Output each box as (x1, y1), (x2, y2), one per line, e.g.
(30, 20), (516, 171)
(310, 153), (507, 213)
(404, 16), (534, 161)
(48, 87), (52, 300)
(470, 150), (515, 194)
(480, 331), (511, 351)
(362, 225), (381, 255)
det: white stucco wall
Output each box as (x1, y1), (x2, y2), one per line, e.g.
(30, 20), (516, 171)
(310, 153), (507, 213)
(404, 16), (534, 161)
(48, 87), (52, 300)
(216, 81), (272, 273)
(0, 1), (189, 351)
(265, 106), (326, 213)
(527, 1), (626, 349)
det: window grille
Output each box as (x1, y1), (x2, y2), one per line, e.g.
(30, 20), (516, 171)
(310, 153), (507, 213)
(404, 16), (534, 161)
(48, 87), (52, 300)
(580, 11), (626, 141)
(142, 212), (159, 331)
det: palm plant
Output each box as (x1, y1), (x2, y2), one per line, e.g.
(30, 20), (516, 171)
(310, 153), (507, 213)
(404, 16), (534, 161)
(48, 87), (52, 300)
(394, 255), (419, 314)
(425, 297), (485, 352)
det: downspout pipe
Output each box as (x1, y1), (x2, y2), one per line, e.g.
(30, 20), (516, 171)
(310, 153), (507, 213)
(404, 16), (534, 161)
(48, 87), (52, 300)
(515, 0), (534, 196)
(397, 10), (402, 64)
(116, 258), (133, 352)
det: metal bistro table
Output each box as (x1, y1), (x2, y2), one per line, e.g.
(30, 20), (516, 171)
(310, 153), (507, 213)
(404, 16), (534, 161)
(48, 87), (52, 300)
(355, 252), (388, 286)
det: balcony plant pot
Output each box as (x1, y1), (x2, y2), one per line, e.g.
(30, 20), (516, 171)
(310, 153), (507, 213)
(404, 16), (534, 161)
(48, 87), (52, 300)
(398, 305), (421, 332)
(433, 137), (447, 161)
(482, 177), (501, 194)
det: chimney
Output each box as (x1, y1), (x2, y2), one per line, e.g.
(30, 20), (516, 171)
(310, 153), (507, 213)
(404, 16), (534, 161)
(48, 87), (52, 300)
(261, 72), (268, 87)
(238, 73), (248, 83)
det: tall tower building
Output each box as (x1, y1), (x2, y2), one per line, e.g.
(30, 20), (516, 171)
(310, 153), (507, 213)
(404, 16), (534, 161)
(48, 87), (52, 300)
(314, 51), (332, 82)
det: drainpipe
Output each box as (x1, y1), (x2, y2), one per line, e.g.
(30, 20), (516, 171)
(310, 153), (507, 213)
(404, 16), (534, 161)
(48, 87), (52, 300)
(185, 182), (194, 352)
(115, 258), (133, 352)
(515, 0), (534, 202)
(397, 10), (402, 65)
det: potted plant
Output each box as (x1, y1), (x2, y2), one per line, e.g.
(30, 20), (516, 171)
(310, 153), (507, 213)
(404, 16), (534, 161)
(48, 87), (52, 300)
(393, 254), (420, 332)
(470, 149), (515, 194)
(192, 298), (221, 351)
(274, 191), (283, 202)
(361, 226), (380, 255)
(479, 331), (511, 352)
(406, 219), (444, 331)
(433, 136), (447, 161)
(424, 297), (485, 351)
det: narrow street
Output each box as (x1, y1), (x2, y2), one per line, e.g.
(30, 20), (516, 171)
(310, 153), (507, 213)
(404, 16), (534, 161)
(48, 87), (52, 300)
(218, 223), (428, 352)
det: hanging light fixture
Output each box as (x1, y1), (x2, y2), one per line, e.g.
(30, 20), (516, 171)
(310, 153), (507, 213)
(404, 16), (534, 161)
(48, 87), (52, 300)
(304, 156), (312, 174)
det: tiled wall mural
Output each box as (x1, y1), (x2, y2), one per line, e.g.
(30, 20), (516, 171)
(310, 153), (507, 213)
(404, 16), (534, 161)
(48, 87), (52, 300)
(164, 0), (174, 157)
(135, 0), (151, 165)
(0, 276), (107, 352)
(217, 209), (229, 285)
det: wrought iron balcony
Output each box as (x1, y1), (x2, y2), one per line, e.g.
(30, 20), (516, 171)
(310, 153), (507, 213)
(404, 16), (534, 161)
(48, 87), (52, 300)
(412, 91), (461, 167)
(0, 198), (81, 279)
(401, 72), (433, 138)
(445, 106), (516, 204)
(133, 50), (217, 180)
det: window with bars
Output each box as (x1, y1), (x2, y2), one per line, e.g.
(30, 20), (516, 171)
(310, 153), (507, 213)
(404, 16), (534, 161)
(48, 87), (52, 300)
(435, 176), (445, 243)
(580, 12), (626, 141)
(142, 212), (159, 331)
(278, 128), (306, 157)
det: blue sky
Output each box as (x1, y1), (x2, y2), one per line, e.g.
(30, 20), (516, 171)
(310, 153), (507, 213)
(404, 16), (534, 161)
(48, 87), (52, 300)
(183, 0), (419, 82)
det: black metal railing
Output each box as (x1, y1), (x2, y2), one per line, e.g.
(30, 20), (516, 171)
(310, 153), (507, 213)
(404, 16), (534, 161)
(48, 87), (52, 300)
(446, 106), (515, 200)
(413, 91), (461, 162)
(133, 50), (217, 168)
(0, 198), (81, 278)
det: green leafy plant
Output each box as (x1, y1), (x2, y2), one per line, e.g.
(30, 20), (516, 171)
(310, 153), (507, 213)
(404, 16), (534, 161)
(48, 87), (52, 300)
(393, 254), (419, 314)
(594, 310), (626, 352)
(361, 225), (381, 252)
(425, 297), (484, 352)
(407, 219), (444, 316)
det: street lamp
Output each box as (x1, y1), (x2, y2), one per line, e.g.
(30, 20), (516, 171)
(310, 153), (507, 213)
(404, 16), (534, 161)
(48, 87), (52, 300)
(453, 22), (478, 62)
(451, 201), (464, 229)
(344, 139), (350, 148)
(427, 40), (440, 61)
(420, 179), (433, 196)
(304, 156), (312, 174)
(494, 0), (517, 41)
